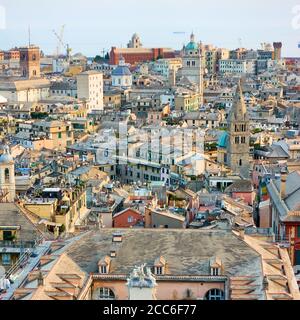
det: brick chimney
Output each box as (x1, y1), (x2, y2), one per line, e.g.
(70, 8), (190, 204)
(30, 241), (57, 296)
(280, 168), (288, 200)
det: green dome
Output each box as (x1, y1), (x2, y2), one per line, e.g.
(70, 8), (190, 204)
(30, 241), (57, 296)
(218, 132), (229, 149)
(185, 42), (198, 51)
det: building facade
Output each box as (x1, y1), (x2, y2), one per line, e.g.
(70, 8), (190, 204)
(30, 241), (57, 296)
(77, 71), (104, 113)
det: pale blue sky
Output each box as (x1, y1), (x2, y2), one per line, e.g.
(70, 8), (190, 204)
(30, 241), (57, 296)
(1, 0), (300, 57)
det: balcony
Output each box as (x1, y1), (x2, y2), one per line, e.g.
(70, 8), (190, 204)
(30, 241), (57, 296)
(0, 240), (36, 249)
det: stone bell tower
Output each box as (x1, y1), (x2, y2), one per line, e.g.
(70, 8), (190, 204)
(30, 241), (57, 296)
(19, 45), (41, 79)
(0, 145), (16, 203)
(226, 80), (250, 178)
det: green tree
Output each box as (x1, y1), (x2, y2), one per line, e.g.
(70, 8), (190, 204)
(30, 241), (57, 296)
(94, 55), (102, 63)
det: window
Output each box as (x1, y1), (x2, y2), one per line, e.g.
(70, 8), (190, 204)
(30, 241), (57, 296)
(58, 132), (62, 139)
(204, 289), (225, 300)
(155, 267), (163, 275)
(241, 137), (246, 144)
(4, 168), (9, 183)
(211, 267), (221, 276)
(3, 230), (13, 241)
(97, 288), (115, 300)
(235, 137), (239, 144)
(100, 266), (107, 274)
(239, 159), (243, 167)
(128, 216), (133, 223)
(2, 253), (11, 265)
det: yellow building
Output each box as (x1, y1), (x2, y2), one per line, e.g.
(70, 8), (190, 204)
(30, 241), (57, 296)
(175, 92), (200, 112)
(23, 186), (89, 235)
(104, 91), (122, 109)
(32, 120), (74, 151)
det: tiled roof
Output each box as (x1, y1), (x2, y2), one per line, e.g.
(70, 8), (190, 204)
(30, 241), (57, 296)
(66, 229), (262, 279)
(0, 203), (40, 242)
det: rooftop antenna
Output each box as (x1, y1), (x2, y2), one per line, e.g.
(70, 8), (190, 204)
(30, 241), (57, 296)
(238, 37), (243, 48)
(28, 25), (31, 46)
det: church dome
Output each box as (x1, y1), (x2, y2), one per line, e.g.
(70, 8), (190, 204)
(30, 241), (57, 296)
(0, 145), (14, 164)
(185, 33), (199, 51)
(112, 65), (132, 76)
(112, 57), (132, 76)
(185, 42), (198, 51)
(0, 153), (13, 164)
(218, 131), (229, 149)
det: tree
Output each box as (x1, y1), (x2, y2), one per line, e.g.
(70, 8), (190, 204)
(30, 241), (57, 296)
(94, 55), (102, 63)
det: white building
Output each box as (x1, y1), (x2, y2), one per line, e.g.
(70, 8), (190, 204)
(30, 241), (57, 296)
(219, 59), (247, 74)
(52, 58), (70, 73)
(153, 58), (182, 77)
(77, 70), (103, 113)
(0, 78), (50, 103)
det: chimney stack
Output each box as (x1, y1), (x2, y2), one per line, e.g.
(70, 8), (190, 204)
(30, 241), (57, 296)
(280, 168), (288, 200)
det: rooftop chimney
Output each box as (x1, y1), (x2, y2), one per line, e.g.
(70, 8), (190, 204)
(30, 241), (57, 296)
(37, 271), (44, 287)
(280, 168), (288, 200)
(112, 233), (123, 243)
(110, 250), (117, 258)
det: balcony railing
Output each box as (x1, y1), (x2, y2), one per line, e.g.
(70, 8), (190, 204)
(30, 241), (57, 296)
(0, 240), (36, 249)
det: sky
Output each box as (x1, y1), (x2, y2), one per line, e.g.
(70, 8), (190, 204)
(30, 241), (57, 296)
(1, 0), (300, 57)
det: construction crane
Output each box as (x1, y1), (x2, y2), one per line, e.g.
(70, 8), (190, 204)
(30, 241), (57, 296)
(52, 25), (72, 61)
(53, 25), (65, 56)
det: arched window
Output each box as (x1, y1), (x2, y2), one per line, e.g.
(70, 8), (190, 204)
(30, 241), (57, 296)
(204, 289), (225, 300)
(94, 288), (115, 300)
(4, 168), (9, 183)
(239, 159), (243, 167)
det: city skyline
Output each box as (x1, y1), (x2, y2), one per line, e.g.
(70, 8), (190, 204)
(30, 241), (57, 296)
(1, 0), (300, 56)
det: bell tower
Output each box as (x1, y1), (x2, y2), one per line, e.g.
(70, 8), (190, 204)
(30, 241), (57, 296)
(181, 33), (204, 105)
(19, 45), (41, 79)
(227, 80), (250, 178)
(0, 145), (16, 203)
